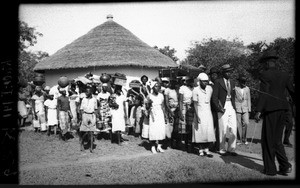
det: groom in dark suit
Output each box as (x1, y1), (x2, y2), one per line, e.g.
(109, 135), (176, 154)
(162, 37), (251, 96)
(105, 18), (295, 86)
(212, 64), (237, 156)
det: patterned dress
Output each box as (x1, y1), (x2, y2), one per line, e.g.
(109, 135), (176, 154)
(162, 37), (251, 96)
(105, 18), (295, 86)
(97, 92), (111, 130)
(178, 85), (194, 134)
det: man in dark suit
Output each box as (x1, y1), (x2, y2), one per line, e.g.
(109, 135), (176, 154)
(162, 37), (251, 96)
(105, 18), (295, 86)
(208, 66), (220, 152)
(212, 64), (238, 156)
(254, 50), (294, 176)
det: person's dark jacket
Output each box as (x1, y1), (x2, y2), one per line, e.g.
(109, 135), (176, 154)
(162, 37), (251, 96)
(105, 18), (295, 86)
(212, 77), (236, 113)
(256, 67), (294, 113)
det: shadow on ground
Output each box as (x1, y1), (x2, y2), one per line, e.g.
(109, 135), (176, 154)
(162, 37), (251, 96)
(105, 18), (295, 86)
(219, 153), (264, 172)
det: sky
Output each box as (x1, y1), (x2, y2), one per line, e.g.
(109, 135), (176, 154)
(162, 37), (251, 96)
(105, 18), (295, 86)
(19, 0), (295, 61)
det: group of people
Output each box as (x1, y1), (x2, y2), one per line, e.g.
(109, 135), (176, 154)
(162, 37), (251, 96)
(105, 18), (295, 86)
(18, 50), (294, 176)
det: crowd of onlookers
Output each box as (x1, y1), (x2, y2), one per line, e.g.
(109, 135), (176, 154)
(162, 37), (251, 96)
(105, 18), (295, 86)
(18, 51), (295, 176)
(18, 64), (294, 158)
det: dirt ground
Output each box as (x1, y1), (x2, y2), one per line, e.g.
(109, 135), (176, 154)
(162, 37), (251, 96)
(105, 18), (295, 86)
(19, 120), (295, 185)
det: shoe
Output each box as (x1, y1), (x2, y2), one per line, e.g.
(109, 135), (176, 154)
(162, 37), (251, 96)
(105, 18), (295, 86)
(151, 146), (157, 154)
(237, 142), (242, 146)
(278, 167), (292, 176)
(261, 169), (276, 176)
(244, 141), (249, 145)
(219, 150), (227, 156)
(157, 145), (165, 153)
(206, 152), (213, 158)
(228, 152), (238, 156)
(199, 150), (205, 157)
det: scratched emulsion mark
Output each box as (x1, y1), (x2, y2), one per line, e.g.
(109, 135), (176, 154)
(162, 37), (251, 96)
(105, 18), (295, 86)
(0, 60), (18, 183)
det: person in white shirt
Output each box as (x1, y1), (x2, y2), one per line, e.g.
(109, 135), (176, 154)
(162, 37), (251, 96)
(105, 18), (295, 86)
(79, 87), (99, 151)
(44, 90), (58, 136)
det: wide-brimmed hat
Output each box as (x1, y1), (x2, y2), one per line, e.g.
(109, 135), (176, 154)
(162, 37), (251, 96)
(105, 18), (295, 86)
(221, 64), (234, 72)
(259, 50), (279, 63)
(208, 66), (219, 75)
(237, 74), (247, 82)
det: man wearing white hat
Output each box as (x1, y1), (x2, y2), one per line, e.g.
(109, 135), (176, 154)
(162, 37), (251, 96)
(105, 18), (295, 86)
(211, 64), (238, 156)
(192, 73), (215, 157)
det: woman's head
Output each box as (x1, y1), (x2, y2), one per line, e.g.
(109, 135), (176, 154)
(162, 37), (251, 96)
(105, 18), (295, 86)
(114, 85), (122, 95)
(198, 73), (209, 89)
(141, 75), (148, 84)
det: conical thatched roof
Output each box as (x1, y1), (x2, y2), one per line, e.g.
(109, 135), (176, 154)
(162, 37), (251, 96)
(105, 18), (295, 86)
(34, 16), (177, 71)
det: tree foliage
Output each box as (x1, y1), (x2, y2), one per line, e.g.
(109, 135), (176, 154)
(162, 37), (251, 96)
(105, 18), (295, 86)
(182, 37), (295, 115)
(19, 21), (43, 51)
(154, 45), (179, 63)
(18, 21), (48, 83)
(181, 38), (249, 70)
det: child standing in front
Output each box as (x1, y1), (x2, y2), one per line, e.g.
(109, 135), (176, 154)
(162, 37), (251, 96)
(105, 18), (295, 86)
(44, 91), (58, 136)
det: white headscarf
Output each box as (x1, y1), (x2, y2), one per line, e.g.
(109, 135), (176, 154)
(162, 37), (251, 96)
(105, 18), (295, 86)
(197, 73), (209, 81)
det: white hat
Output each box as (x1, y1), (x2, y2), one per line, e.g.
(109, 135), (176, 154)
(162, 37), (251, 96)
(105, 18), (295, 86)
(161, 77), (170, 82)
(197, 73), (209, 81)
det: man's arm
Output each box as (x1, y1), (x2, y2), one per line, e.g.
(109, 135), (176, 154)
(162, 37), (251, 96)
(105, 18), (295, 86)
(211, 80), (225, 113)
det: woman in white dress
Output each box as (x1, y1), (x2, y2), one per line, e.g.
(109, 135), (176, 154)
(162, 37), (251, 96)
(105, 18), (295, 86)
(110, 85), (127, 145)
(69, 83), (80, 132)
(31, 86), (47, 132)
(146, 82), (166, 154)
(192, 73), (215, 157)
(44, 91), (58, 136)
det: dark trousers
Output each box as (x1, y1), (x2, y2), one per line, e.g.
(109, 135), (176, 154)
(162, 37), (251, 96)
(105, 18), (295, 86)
(261, 110), (291, 174)
(283, 110), (293, 143)
(212, 110), (219, 151)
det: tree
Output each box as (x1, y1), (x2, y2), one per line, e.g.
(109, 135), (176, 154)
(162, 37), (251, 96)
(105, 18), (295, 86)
(18, 21), (48, 83)
(182, 38), (249, 70)
(19, 21), (43, 51)
(154, 45), (179, 62)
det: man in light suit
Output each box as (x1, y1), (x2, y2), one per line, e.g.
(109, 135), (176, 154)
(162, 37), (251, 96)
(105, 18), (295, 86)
(212, 64), (237, 156)
(235, 74), (251, 145)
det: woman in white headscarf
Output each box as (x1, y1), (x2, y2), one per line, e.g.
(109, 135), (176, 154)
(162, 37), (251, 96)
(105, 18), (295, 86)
(146, 81), (167, 154)
(192, 73), (215, 157)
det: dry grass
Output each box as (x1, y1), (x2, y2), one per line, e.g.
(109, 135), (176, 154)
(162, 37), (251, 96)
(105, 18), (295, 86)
(34, 20), (177, 72)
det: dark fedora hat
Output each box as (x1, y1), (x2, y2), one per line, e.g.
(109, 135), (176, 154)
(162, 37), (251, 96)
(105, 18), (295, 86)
(259, 50), (279, 63)
(237, 74), (247, 82)
(221, 64), (234, 72)
(208, 66), (219, 75)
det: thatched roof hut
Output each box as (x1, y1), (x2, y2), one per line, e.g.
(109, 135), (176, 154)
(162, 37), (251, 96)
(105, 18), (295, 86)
(34, 15), (177, 86)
